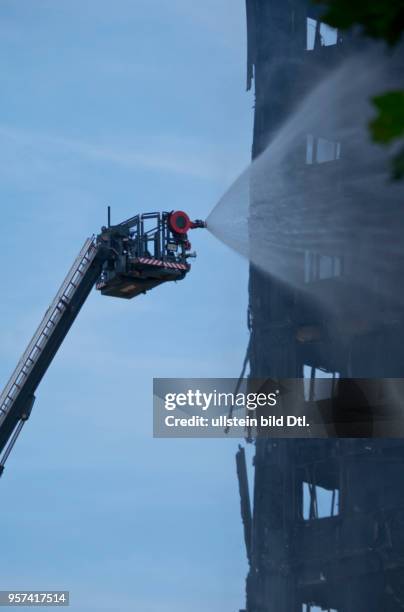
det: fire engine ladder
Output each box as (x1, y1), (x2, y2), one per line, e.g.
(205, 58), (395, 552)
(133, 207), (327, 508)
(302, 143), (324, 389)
(0, 237), (103, 474)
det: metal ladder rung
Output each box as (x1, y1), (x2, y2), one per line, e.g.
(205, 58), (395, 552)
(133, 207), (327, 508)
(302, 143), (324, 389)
(0, 237), (98, 426)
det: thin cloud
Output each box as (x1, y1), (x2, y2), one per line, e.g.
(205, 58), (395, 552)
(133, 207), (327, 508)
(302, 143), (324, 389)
(0, 124), (220, 180)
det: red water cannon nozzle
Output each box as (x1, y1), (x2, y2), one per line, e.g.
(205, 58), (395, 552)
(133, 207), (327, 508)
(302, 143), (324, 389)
(190, 219), (207, 229)
(168, 211), (206, 235)
(168, 210), (206, 235)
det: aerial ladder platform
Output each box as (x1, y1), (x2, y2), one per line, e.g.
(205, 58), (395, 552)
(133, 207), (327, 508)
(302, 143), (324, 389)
(0, 210), (205, 476)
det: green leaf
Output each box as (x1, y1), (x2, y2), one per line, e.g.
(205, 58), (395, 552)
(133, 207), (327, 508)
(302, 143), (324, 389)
(312, 2), (404, 178)
(313, 0), (404, 46)
(370, 91), (404, 144)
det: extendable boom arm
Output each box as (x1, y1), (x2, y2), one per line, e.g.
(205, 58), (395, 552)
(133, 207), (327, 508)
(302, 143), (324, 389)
(0, 238), (105, 473)
(0, 209), (205, 476)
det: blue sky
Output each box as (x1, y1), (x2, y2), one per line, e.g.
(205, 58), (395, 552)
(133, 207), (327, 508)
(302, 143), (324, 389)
(0, 2), (254, 611)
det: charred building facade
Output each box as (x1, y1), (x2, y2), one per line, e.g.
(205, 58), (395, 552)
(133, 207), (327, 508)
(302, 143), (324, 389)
(240, 1), (404, 611)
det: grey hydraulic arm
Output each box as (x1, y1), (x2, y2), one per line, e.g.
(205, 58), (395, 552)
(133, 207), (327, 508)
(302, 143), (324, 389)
(0, 237), (106, 475)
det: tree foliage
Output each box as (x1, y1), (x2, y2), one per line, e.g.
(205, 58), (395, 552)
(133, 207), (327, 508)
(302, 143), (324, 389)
(315, 0), (404, 46)
(370, 91), (404, 144)
(313, 0), (404, 177)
